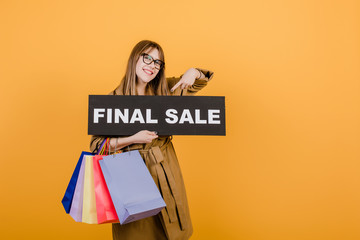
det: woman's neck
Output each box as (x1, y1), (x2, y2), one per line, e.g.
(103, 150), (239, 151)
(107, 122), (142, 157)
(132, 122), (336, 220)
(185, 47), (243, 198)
(136, 81), (147, 95)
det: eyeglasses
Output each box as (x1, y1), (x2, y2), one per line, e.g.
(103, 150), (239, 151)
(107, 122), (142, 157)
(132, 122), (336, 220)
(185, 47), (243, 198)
(141, 53), (164, 70)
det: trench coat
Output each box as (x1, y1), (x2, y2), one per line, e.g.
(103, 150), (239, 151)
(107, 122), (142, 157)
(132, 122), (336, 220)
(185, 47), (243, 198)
(90, 68), (214, 240)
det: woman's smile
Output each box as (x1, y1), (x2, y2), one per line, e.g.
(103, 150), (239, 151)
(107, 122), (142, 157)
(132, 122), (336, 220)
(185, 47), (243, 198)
(143, 67), (154, 75)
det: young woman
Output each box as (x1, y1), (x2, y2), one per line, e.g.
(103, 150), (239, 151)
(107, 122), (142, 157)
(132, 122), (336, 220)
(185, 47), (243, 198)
(90, 40), (213, 240)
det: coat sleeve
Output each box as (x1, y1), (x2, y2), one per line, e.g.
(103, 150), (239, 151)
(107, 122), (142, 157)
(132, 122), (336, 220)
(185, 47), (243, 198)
(167, 68), (214, 96)
(90, 135), (106, 153)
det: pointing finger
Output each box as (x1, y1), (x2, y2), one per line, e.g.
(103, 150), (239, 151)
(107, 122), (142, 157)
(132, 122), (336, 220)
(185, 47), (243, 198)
(171, 80), (182, 92)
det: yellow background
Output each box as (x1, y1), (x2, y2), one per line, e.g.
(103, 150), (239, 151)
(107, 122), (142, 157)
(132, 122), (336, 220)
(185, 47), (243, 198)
(1, 0), (359, 239)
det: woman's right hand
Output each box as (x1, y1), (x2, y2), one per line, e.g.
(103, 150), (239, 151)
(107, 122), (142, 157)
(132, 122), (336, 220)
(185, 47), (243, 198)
(130, 130), (158, 144)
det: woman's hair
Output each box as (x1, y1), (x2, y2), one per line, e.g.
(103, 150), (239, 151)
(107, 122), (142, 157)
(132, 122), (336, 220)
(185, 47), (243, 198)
(118, 40), (169, 96)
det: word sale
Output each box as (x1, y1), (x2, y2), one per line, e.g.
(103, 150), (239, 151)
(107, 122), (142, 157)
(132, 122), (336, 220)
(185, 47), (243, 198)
(93, 108), (221, 124)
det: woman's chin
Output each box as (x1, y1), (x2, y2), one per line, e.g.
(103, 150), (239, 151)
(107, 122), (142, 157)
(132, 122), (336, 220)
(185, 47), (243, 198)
(138, 76), (155, 84)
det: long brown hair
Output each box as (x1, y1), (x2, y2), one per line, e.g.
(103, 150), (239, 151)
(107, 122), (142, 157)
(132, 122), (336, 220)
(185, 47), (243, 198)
(117, 40), (169, 96)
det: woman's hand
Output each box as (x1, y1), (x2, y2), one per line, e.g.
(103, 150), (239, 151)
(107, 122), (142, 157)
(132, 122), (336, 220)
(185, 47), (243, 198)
(171, 68), (201, 92)
(130, 130), (158, 144)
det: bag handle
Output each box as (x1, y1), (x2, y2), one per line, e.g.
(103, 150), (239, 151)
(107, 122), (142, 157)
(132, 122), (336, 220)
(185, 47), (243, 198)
(98, 137), (121, 155)
(98, 138), (108, 155)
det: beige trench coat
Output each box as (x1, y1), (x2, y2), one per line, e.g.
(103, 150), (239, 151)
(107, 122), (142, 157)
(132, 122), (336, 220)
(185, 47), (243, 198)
(90, 69), (214, 240)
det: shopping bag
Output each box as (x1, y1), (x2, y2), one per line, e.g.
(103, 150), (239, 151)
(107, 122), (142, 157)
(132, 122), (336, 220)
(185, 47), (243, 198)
(62, 151), (94, 213)
(93, 155), (119, 224)
(99, 150), (166, 224)
(69, 157), (86, 222)
(82, 155), (98, 224)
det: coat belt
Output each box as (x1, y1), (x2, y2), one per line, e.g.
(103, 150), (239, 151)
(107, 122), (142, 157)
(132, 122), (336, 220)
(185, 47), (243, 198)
(138, 146), (186, 231)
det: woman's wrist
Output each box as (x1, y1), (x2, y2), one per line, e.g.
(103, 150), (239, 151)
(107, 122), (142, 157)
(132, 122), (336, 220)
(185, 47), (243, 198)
(127, 135), (136, 145)
(109, 136), (134, 150)
(196, 68), (202, 79)
(191, 68), (202, 79)
(109, 137), (117, 149)
(192, 68), (201, 79)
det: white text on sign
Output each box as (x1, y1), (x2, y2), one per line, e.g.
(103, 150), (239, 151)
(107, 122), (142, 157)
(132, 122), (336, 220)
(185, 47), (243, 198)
(94, 108), (221, 124)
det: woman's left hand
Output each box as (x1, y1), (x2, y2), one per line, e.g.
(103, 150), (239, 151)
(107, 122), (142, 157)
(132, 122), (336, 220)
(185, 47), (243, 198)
(171, 68), (200, 92)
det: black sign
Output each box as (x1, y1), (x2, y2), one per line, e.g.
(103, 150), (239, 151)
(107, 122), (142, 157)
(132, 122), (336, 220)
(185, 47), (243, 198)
(88, 95), (225, 136)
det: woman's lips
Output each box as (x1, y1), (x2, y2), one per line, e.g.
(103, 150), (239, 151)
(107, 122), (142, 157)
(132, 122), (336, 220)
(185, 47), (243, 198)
(143, 68), (153, 75)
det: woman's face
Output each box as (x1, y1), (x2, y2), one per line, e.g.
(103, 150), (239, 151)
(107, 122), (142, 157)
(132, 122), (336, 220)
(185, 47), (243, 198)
(135, 48), (161, 85)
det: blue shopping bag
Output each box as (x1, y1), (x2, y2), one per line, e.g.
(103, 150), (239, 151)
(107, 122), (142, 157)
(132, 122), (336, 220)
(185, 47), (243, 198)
(62, 151), (94, 213)
(99, 150), (166, 224)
